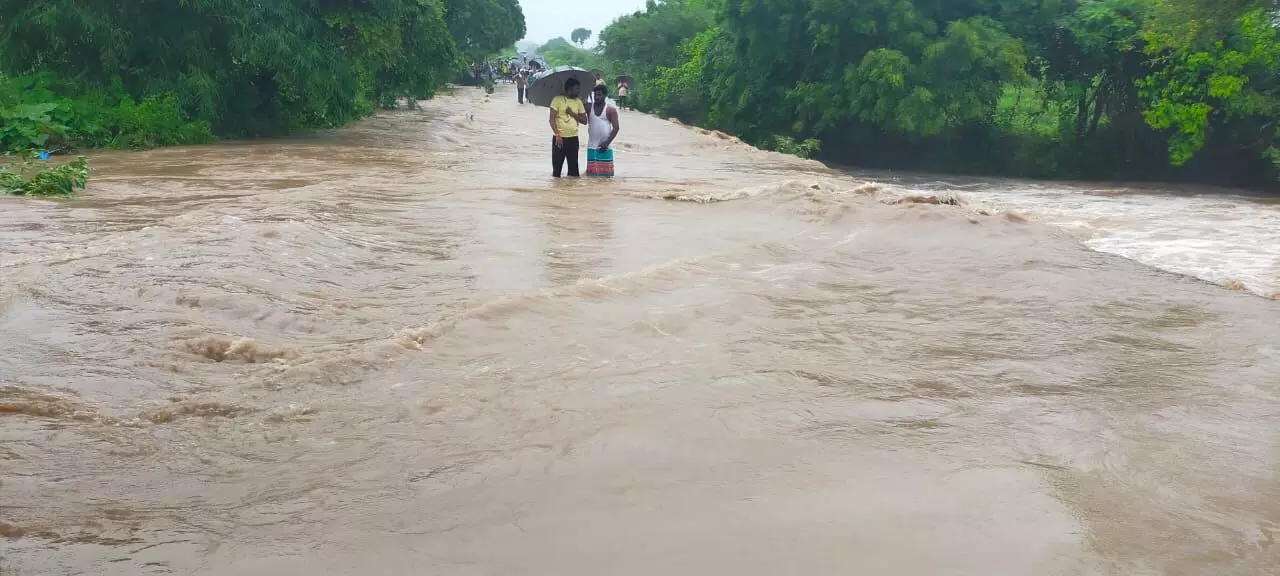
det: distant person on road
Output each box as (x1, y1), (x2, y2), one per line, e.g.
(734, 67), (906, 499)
(586, 84), (620, 178)
(616, 81), (630, 110)
(516, 69), (529, 104)
(550, 78), (587, 178)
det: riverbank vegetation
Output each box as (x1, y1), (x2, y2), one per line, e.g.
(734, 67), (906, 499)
(0, 0), (524, 153)
(1, 156), (88, 196)
(0, 0), (523, 195)
(585, 0), (1280, 187)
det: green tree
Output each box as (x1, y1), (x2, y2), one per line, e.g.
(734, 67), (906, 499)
(648, 27), (731, 123)
(595, 0), (1280, 184)
(1139, 7), (1280, 170)
(0, 0), (525, 145)
(540, 42), (609, 71)
(446, 0), (528, 63)
(540, 37), (575, 52)
(709, 0), (1030, 142)
(599, 0), (715, 79)
(572, 28), (594, 46)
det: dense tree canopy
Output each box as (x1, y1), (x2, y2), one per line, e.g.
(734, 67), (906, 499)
(0, 0), (525, 145)
(572, 28), (594, 46)
(539, 36), (610, 70)
(599, 0), (714, 76)
(596, 0), (1280, 186)
(446, 0), (527, 63)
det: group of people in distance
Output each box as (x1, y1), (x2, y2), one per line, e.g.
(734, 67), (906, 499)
(475, 58), (542, 86)
(548, 77), (625, 179)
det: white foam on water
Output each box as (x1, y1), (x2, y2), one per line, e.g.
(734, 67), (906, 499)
(952, 184), (1280, 297)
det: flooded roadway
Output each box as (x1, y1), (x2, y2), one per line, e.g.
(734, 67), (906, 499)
(2, 86), (1278, 575)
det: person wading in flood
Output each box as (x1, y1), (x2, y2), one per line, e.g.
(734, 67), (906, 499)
(516, 69), (529, 104)
(616, 80), (629, 110)
(586, 84), (620, 177)
(550, 78), (587, 178)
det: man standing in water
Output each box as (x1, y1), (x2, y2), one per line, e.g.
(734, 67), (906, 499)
(586, 84), (620, 177)
(516, 69), (528, 104)
(550, 78), (587, 178)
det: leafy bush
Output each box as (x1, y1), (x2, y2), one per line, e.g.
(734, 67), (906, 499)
(72, 92), (215, 150)
(0, 75), (67, 151)
(647, 27), (725, 124)
(0, 101), (63, 151)
(1, 156), (88, 196)
(1, 75), (215, 153)
(766, 136), (822, 159)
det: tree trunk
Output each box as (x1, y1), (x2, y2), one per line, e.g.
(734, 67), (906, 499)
(1088, 83), (1107, 136)
(1075, 91), (1089, 137)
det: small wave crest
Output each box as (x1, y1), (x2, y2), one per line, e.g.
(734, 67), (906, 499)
(948, 183), (1280, 298)
(396, 258), (703, 349)
(624, 178), (987, 230)
(181, 336), (300, 363)
(626, 178), (882, 205)
(0, 386), (102, 422)
(637, 175), (1277, 300)
(265, 257), (715, 386)
(144, 400), (256, 424)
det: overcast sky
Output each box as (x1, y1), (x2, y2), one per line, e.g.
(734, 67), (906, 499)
(519, 0), (648, 47)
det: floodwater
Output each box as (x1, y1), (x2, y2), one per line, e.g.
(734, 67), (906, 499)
(2, 86), (1278, 575)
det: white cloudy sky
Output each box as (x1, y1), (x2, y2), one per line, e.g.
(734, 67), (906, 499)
(519, 0), (648, 46)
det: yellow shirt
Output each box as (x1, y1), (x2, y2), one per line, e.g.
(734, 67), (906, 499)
(551, 95), (585, 138)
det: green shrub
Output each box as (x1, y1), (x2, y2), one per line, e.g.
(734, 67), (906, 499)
(766, 136), (822, 159)
(93, 92), (216, 150)
(0, 75), (68, 151)
(0, 101), (65, 151)
(1, 156), (88, 196)
(0, 75), (215, 153)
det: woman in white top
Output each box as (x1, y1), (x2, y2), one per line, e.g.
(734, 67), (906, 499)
(586, 84), (621, 178)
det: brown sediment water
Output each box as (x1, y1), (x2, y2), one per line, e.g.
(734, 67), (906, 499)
(1, 87), (1278, 575)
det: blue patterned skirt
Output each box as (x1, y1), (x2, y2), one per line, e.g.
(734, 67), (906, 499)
(586, 147), (615, 177)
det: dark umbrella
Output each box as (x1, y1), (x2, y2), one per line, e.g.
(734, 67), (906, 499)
(615, 75), (635, 87)
(527, 66), (596, 107)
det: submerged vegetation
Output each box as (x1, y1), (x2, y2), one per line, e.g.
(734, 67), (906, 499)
(586, 0), (1280, 187)
(0, 0), (526, 193)
(1, 156), (88, 196)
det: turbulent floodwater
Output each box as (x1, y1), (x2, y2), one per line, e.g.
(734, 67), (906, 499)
(2, 87), (1279, 575)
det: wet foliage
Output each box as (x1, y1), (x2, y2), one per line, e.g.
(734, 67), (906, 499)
(1, 75), (215, 153)
(1, 156), (89, 196)
(594, 0), (1280, 187)
(0, 0), (525, 146)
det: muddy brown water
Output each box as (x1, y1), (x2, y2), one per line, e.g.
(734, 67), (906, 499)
(2, 87), (1278, 575)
